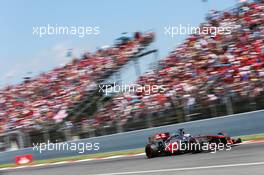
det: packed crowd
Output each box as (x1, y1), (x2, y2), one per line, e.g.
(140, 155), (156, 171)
(93, 1), (264, 127)
(1, 1), (264, 134)
(0, 32), (155, 134)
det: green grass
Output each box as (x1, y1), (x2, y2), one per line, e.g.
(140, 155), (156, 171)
(0, 148), (144, 169)
(0, 164), (14, 169)
(236, 133), (264, 141)
(1, 133), (264, 169)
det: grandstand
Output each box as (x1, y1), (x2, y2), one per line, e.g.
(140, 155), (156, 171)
(88, 0), (264, 133)
(0, 31), (155, 148)
(0, 0), (264, 151)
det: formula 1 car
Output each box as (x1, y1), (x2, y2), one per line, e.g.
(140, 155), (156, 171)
(145, 129), (242, 158)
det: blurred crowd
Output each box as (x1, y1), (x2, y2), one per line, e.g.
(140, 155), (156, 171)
(93, 1), (264, 127)
(0, 32), (155, 134)
(1, 0), (264, 135)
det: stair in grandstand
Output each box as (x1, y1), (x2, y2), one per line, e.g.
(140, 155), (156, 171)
(67, 38), (157, 122)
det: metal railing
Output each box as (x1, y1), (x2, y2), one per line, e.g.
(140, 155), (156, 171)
(1, 92), (261, 151)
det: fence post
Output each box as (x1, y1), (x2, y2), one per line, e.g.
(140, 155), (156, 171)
(224, 85), (234, 115)
(224, 96), (234, 115)
(116, 114), (123, 133)
(146, 113), (153, 128)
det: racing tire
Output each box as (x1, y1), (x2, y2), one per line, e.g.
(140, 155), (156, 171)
(145, 144), (158, 159)
(234, 138), (242, 144)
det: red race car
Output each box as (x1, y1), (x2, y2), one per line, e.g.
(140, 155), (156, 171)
(145, 128), (242, 158)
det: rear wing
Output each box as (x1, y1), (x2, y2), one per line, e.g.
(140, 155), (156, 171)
(148, 132), (170, 143)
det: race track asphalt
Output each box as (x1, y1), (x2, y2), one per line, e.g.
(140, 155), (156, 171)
(1, 142), (264, 175)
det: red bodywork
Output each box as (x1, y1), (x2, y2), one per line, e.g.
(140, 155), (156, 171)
(154, 132), (170, 140)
